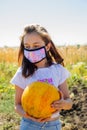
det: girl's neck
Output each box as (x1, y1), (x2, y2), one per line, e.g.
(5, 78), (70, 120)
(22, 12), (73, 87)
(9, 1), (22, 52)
(35, 59), (48, 68)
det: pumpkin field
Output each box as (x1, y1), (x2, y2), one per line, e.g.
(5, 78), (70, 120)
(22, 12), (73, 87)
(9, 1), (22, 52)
(0, 45), (87, 130)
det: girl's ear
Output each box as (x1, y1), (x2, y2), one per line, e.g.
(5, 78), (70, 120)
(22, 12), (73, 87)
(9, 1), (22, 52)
(46, 42), (51, 51)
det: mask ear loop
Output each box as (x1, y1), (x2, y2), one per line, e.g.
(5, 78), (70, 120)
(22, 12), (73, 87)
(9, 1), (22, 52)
(45, 43), (53, 65)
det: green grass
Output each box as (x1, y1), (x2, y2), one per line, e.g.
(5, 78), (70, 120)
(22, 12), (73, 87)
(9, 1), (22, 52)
(0, 89), (14, 113)
(0, 62), (17, 113)
(0, 62), (20, 130)
(67, 62), (87, 87)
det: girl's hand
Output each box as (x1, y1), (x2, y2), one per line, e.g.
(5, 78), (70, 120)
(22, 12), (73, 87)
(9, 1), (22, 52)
(51, 98), (66, 111)
(24, 112), (51, 123)
(51, 91), (65, 111)
(51, 91), (72, 111)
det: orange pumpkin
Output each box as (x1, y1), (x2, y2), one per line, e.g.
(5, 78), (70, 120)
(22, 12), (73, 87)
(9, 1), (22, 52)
(21, 81), (61, 118)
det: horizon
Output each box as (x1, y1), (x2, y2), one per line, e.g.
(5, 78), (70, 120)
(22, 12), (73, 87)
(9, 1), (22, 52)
(0, 43), (87, 48)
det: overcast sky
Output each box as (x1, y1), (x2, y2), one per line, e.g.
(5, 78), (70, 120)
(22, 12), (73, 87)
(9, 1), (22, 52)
(0, 0), (87, 47)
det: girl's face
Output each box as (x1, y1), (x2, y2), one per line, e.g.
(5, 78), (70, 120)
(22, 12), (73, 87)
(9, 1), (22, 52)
(23, 33), (45, 49)
(23, 33), (51, 67)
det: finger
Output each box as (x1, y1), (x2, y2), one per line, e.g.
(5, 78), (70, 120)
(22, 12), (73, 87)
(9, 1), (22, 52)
(40, 117), (51, 122)
(52, 105), (62, 109)
(51, 103), (63, 109)
(27, 114), (40, 122)
(59, 90), (64, 99)
(52, 109), (59, 113)
(33, 117), (48, 122)
(29, 116), (37, 121)
(51, 100), (59, 105)
(36, 119), (43, 122)
(52, 98), (64, 105)
(52, 101), (62, 106)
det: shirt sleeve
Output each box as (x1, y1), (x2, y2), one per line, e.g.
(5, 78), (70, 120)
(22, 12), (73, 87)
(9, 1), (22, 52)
(56, 64), (71, 85)
(10, 67), (26, 89)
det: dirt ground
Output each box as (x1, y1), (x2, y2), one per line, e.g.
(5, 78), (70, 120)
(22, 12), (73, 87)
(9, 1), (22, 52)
(60, 83), (87, 130)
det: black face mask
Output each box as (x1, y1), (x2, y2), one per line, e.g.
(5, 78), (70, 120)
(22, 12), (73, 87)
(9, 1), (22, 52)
(24, 46), (46, 63)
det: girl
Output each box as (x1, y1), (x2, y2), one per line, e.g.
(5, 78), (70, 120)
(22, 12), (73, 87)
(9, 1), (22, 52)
(10, 24), (72, 130)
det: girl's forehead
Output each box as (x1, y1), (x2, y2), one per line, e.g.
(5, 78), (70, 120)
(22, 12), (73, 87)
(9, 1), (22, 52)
(24, 33), (43, 42)
(23, 33), (45, 46)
